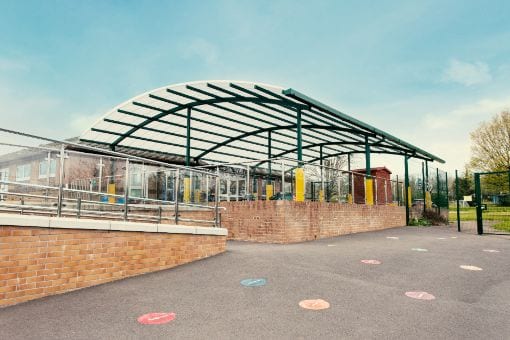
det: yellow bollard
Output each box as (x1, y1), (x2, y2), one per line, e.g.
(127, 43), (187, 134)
(183, 177), (191, 203)
(407, 186), (412, 208)
(425, 191), (432, 209)
(295, 168), (305, 202)
(266, 184), (273, 201)
(365, 178), (374, 205)
(319, 189), (324, 202)
(107, 183), (116, 203)
(347, 193), (353, 204)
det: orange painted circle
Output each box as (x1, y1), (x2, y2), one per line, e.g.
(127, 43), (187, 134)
(299, 299), (330, 310)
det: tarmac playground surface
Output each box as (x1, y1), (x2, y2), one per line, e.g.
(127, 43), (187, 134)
(1, 226), (509, 339)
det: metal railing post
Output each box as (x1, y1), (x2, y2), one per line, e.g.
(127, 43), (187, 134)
(455, 170), (461, 232)
(281, 160), (285, 195)
(56, 144), (66, 217)
(123, 158), (129, 221)
(215, 167), (220, 227)
(77, 196), (82, 218)
(174, 169), (180, 225)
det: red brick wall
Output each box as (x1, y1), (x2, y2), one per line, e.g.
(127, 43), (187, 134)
(220, 201), (405, 243)
(0, 226), (226, 307)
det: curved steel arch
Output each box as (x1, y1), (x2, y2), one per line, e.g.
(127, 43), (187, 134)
(80, 80), (444, 166)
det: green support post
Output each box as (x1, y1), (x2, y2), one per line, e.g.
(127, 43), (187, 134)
(474, 173), (483, 235)
(425, 161), (429, 189)
(268, 130), (272, 179)
(296, 108), (302, 165)
(364, 136), (371, 177)
(455, 170), (461, 232)
(404, 155), (410, 225)
(186, 107), (191, 167)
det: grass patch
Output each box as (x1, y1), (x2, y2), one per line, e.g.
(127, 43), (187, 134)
(493, 220), (510, 232)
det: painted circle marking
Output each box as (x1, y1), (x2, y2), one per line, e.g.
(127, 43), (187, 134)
(436, 237), (446, 240)
(240, 278), (267, 287)
(137, 312), (175, 325)
(483, 249), (500, 253)
(411, 248), (428, 252)
(405, 291), (435, 300)
(299, 299), (330, 310)
(361, 259), (382, 265)
(450, 236), (458, 239)
(327, 244), (336, 247)
(460, 265), (483, 271)
(386, 236), (399, 240)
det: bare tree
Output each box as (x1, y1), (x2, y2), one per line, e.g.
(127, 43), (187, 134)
(470, 110), (510, 172)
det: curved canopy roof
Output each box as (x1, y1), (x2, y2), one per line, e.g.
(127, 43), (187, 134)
(80, 80), (444, 166)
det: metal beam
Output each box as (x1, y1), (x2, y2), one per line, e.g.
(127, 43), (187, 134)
(194, 125), (359, 161)
(283, 88), (445, 164)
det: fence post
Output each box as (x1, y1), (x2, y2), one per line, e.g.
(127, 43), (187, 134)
(421, 162), (426, 215)
(445, 171), (449, 224)
(436, 168), (440, 214)
(474, 173), (483, 235)
(455, 170), (461, 232)
(404, 155), (410, 225)
(56, 144), (66, 217)
(174, 169), (180, 225)
(396, 175), (399, 206)
(123, 158), (129, 221)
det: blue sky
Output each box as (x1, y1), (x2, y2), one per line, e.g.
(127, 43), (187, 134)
(1, 0), (509, 175)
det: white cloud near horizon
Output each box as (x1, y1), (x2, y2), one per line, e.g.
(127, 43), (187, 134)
(442, 59), (491, 86)
(423, 95), (510, 130)
(0, 57), (29, 72)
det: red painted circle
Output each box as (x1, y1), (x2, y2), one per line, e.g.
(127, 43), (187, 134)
(137, 312), (176, 325)
(361, 259), (382, 265)
(405, 291), (435, 300)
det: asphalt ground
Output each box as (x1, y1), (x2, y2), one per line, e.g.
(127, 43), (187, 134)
(1, 226), (509, 339)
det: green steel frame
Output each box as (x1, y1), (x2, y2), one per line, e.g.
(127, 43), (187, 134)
(80, 81), (445, 223)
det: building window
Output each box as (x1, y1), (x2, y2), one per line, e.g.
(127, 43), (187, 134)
(16, 164), (31, 181)
(129, 171), (143, 198)
(39, 159), (57, 178)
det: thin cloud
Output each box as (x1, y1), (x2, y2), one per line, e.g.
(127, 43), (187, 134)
(423, 95), (510, 130)
(0, 57), (29, 72)
(442, 59), (491, 86)
(180, 38), (219, 65)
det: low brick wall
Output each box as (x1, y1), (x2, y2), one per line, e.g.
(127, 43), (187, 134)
(220, 201), (405, 243)
(0, 221), (226, 307)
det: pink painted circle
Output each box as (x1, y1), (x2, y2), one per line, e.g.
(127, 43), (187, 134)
(137, 312), (176, 325)
(299, 299), (330, 310)
(405, 291), (435, 300)
(361, 259), (382, 265)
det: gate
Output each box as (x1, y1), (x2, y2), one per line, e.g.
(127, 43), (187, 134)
(474, 170), (510, 235)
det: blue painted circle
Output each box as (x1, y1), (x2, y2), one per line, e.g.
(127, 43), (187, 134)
(240, 278), (267, 287)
